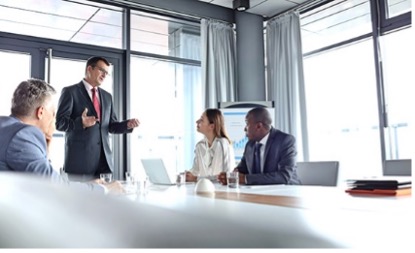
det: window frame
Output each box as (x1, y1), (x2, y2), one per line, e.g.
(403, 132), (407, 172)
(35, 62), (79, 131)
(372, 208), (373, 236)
(378, 0), (412, 33)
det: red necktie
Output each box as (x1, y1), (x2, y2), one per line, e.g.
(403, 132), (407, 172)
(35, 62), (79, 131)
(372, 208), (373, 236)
(91, 88), (101, 121)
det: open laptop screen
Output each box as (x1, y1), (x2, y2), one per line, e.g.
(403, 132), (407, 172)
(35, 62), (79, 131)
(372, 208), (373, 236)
(141, 158), (176, 185)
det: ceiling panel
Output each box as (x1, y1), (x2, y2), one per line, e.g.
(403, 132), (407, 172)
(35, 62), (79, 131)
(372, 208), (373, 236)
(249, 0), (299, 18)
(198, 0), (312, 18)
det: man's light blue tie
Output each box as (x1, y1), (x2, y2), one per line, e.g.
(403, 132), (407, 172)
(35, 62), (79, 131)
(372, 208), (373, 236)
(252, 143), (262, 174)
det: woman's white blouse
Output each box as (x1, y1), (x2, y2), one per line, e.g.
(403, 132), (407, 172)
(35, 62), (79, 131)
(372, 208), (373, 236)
(189, 137), (235, 178)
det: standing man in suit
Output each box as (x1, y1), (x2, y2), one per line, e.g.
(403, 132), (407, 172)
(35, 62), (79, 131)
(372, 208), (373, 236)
(218, 107), (300, 185)
(56, 56), (140, 181)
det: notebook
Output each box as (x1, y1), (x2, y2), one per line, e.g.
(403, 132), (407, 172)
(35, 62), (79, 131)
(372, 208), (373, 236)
(346, 179), (411, 190)
(141, 158), (177, 185)
(345, 178), (411, 196)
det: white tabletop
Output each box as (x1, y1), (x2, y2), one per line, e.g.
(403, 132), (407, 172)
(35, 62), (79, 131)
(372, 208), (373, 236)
(1, 173), (413, 248)
(124, 181), (414, 248)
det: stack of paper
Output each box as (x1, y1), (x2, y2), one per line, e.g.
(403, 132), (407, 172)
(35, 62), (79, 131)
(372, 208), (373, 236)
(345, 179), (412, 196)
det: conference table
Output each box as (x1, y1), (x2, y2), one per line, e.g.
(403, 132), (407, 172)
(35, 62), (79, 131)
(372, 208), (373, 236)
(0, 172), (413, 248)
(123, 179), (414, 248)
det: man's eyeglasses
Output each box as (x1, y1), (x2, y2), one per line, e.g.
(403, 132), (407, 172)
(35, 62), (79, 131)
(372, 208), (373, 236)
(92, 65), (110, 76)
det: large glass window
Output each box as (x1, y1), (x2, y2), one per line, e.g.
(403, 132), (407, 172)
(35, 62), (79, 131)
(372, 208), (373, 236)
(380, 28), (414, 159)
(0, 50), (31, 115)
(130, 11), (201, 61)
(301, 0), (372, 53)
(0, 0), (123, 48)
(129, 56), (202, 179)
(303, 39), (382, 180)
(300, 0), (412, 180)
(129, 12), (202, 179)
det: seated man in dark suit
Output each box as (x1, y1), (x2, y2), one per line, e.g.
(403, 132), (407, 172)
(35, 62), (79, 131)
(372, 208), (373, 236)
(218, 107), (300, 185)
(0, 78), (123, 194)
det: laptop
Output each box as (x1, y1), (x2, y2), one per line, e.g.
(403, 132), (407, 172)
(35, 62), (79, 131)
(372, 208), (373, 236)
(141, 158), (177, 185)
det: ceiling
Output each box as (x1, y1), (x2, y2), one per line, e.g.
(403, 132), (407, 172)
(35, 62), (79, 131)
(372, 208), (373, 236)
(198, 0), (312, 19)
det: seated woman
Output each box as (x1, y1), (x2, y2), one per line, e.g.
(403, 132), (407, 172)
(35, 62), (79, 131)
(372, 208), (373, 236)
(186, 109), (235, 182)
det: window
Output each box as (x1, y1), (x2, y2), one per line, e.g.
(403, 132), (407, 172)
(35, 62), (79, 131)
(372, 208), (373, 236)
(303, 39), (382, 179)
(380, 28), (414, 159)
(131, 10), (201, 61)
(301, 0), (372, 54)
(129, 12), (202, 178)
(129, 56), (202, 178)
(300, 0), (412, 180)
(0, 50), (31, 116)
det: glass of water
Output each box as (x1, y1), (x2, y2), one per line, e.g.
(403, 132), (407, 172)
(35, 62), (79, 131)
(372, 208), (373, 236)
(100, 173), (112, 184)
(227, 171), (239, 188)
(136, 176), (149, 195)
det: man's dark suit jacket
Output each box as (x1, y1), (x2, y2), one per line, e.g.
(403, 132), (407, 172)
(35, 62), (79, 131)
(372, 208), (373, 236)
(236, 127), (301, 185)
(56, 81), (132, 175)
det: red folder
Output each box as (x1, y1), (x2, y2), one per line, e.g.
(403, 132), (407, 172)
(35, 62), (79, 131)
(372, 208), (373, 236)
(345, 187), (411, 196)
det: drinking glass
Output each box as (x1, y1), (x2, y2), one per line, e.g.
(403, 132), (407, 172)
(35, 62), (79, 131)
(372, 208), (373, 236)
(227, 171), (239, 188)
(100, 173), (112, 184)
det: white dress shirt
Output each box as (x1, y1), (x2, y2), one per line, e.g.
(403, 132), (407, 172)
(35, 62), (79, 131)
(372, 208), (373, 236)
(189, 137), (235, 178)
(82, 79), (100, 103)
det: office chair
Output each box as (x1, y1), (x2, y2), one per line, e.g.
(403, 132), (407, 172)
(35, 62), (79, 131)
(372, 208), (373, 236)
(384, 159), (412, 176)
(296, 161), (339, 186)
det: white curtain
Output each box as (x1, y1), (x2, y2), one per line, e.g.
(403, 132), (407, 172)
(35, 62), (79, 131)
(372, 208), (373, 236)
(266, 11), (307, 160)
(201, 19), (236, 108)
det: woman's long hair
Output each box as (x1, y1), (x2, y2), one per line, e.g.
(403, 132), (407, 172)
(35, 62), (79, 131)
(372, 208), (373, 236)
(205, 108), (231, 144)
